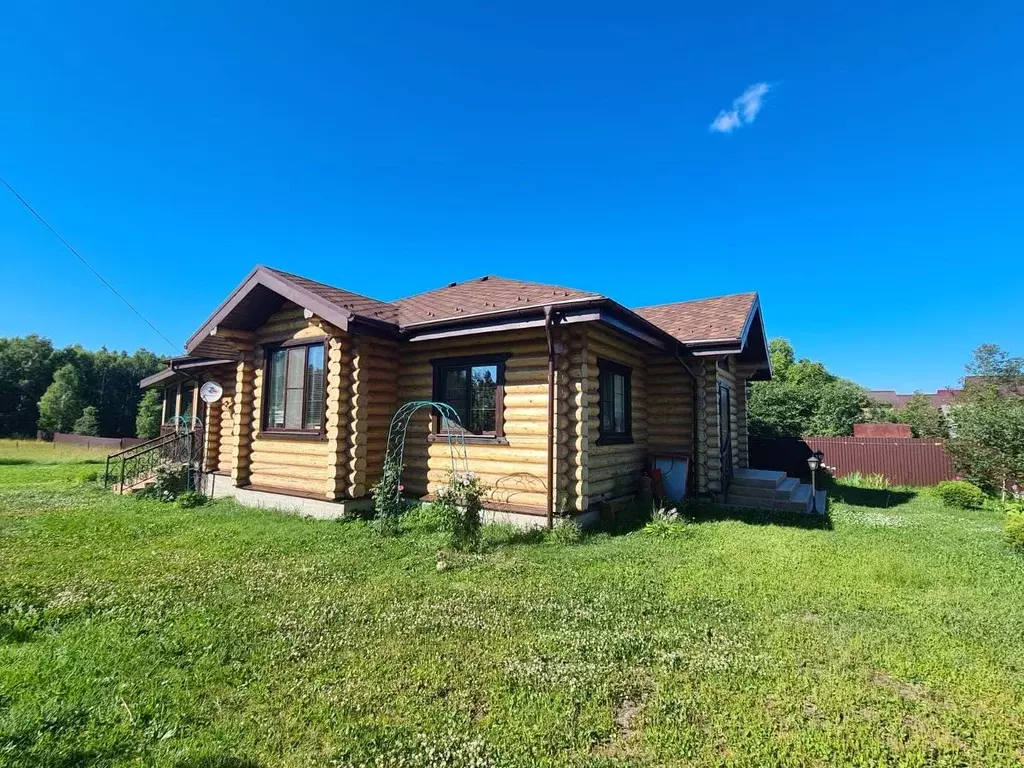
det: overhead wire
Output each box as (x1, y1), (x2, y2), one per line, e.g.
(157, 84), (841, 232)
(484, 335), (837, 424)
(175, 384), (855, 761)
(0, 174), (181, 354)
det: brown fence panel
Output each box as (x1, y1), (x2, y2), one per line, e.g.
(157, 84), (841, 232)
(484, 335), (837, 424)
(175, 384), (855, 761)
(52, 433), (148, 450)
(749, 436), (956, 487)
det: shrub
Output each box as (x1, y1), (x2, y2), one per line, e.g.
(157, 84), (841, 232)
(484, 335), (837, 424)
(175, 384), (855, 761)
(370, 455), (407, 528)
(842, 472), (891, 489)
(75, 468), (100, 485)
(936, 480), (986, 509)
(548, 520), (584, 545)
(136, 465), (190, 502)
(176, 491), (208, 509)
(434, 472), (484, 551)
(642, 505), (691, 539)
(1005, 513), (1024, 552)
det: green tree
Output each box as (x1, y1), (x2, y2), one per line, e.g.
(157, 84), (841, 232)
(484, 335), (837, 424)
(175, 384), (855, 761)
(806, 380), (867, 436)
(769, 338), (795, 379)
(72, 405), (100, 436)
(37, 364), (84, 434)
(0, 335), (58, 436)
(747, 381), (815, 437)
(749, 340), (868, 437)
(898, 392), (950, 439)
(947, 345), (1024, 497)
(136, 389), (163, 439)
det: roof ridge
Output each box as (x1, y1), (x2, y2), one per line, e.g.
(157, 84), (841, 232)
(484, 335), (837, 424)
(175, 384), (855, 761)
(390, 273), (603, 305)
(634, 290), (758, 311)
(388, 274), (499, 304)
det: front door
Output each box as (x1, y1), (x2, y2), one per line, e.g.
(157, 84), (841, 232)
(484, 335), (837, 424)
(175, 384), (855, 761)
(718, 383), (732, 491)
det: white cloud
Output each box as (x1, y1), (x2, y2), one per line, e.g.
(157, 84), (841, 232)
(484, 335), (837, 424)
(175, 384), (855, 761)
(709, 82), (771, 133)
(710, 110), (742, 133)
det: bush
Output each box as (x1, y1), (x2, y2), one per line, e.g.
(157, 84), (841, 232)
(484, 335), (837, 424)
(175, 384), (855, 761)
(842, 472), (891, 489)
(75, 468), (99, 485)
(435, 472), (484, 551)
(936, 480), (986, 509)
(136, 465), (190, 502)
(370, 455), (407, 529)
(642, 505), (691, 539)
(548, 520), (584, 545)
(176, 491), (208, 509)
(1006, 513), (1024, 552)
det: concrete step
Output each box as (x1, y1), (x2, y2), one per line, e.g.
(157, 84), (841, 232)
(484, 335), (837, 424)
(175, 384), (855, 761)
(725, 480), (824, 514)
(725, 492), (788, 510)
(774, 476), (800, 499)
(783, 483), (812, 512)
(730, 468), (786, 490)
(730, 476), (800, 502)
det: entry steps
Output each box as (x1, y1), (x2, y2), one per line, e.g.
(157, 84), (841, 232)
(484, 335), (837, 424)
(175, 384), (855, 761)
(723, 468), (827, 514)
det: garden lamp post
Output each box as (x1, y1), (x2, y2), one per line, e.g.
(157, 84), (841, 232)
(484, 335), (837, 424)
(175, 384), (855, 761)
(806, 451), (824, 513)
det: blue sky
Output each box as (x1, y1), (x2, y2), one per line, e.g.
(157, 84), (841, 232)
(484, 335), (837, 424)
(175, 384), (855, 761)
(1, 1), (1021, 392)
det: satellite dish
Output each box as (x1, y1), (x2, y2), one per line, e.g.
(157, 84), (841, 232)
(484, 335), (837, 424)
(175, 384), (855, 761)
(200, 380), (224, 404)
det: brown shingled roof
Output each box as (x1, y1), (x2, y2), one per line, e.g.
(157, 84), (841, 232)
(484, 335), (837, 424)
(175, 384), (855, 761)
(187, 266), (766, 360)
(634, 292), (758, 343)
(392, 275), (603, 326)
(264, 267), (400, 324)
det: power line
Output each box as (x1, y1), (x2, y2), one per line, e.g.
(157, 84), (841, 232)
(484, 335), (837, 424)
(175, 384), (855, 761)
(0, 175), (181, 354)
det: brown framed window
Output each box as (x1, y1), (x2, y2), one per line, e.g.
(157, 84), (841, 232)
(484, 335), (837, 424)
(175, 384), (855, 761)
(597, 358), (632, 445)
(431, 354), (508, 442)
(263, 341), (326, 434)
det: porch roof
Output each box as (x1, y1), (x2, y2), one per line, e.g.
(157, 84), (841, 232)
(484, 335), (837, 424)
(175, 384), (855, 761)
(139, 357), (237, 390)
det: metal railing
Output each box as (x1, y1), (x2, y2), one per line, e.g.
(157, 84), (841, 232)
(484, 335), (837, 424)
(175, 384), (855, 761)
(104, 428), (201, 494)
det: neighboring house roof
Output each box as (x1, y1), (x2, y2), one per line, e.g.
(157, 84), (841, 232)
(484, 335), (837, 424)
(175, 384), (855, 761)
(634, 292), (759, 344)
(867, 389), (961, 410)
(176, 265), (771, 382)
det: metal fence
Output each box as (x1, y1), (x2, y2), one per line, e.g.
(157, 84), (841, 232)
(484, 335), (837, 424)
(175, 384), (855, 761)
(51, 432), (148, 450)
(750, 436), (956, 487)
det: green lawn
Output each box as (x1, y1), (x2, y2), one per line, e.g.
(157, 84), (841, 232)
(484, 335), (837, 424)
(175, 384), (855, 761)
(1, 446), (1023, 767)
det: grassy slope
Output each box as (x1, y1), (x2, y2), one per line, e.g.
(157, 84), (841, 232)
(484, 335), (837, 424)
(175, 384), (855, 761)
(1, 444), (1022, 767)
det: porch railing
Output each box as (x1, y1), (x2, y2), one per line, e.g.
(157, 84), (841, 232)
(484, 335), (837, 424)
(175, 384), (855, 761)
(103, 429), (201, 494)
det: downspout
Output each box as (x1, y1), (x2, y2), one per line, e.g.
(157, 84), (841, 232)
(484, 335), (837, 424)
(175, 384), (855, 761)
(674, 344), (701, 501)
(544, 307), (556, 530)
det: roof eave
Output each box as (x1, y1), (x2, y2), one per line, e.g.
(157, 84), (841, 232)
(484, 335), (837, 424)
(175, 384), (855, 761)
(402, 297), (676, 350)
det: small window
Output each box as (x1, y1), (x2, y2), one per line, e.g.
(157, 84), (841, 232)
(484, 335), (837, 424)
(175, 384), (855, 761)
(432, 355), (507, 439)
(598, 359), (632, 444)
(263, 342), (326, 433)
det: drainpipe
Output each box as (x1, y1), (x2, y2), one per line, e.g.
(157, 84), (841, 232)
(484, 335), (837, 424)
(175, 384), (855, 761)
(544, 307), (556, 530)
(674, 344), (701, 500)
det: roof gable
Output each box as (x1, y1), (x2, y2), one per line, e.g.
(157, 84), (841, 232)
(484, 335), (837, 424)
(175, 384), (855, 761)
(634, 292), (759, 344)
(184, 266), (395, 355)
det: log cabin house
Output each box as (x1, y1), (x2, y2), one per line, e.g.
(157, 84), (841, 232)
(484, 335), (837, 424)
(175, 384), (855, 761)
(139, 266), (811, 525)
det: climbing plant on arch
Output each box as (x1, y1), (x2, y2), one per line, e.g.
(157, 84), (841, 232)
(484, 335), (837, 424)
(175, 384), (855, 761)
(376, 401), (469, 511)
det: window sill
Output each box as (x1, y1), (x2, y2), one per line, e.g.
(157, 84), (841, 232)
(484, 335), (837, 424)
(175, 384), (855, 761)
(596, 435), (633, 446)
(428, 433), (509, 446)
(258, 431), (326, 442)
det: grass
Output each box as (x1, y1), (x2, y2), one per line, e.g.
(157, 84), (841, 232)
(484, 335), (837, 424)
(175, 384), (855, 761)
(1, 450), (1023, 766)
(0, 438), (109, 466)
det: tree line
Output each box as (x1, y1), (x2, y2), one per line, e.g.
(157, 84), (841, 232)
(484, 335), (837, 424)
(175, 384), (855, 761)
(0, 335), (163, 438)
(748, 339), (1023, 496)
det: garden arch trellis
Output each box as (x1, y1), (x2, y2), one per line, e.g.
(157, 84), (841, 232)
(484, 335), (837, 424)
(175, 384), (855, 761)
(383, 401), (469, 503)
